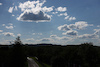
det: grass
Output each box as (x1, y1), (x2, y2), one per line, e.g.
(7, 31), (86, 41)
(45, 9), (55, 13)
(30, 57), (51, 67)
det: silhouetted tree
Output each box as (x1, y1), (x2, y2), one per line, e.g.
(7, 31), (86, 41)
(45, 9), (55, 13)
(14, 36), (22, 45)
(9, 36), (27, 67)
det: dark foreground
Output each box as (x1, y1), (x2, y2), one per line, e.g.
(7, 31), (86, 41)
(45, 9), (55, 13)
(27, 57), (39, 67)
(0, 43), (100, 67)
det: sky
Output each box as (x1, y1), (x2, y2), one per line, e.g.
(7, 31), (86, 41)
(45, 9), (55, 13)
(0, 0), (100, 45)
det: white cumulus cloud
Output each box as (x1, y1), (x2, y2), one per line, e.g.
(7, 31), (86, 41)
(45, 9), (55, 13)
(42, 6), (54, 12)
(62, 30), (78, 36)
(58, 21), (91, 31)
(56, 7), (67, 12)
(8, 7), (14, 13)
(68, 17), (76, 21)
(5, 26), (13, 29)
(52, 12), (58, 14)
(3, 32), (15, 37)
(64, 16), (69, 20)
(58, 12), (68, 16)
(58, 24), (71, 31)
(64, 16), (76, 21)
(17, 0), (52, 22)
(3, 23), (14, 29)
(74, 21), (89, 29)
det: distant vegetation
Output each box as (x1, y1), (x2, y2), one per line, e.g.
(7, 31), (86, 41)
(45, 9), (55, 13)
(0, 37), (100, 67)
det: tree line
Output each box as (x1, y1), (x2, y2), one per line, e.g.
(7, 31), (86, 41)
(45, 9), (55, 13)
(0, 37), (100, 67)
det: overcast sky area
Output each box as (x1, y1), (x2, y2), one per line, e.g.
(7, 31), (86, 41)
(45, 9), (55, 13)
(0, 0), (100, 45)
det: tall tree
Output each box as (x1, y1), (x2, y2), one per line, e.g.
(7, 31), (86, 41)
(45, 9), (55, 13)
(9, 36), (26, 67)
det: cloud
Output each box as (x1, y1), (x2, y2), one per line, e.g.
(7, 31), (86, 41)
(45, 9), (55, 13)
(58, 24), (71, 31)
(3, 23), (14, 29)
(17, 10), (51, 22)
(68, 24), (76, 29)
(74, 21), (89, 29)
(2, 24), (5, 26)
(59, 36), (73, 41)
(94, 29), (100, 34)
(68, 21), (89, 30)
(55, 6), (76, 21)
(62, 30), (78, 36)
(50, 35), (57, 38)
(58, 12), (68, 16)
(64, 16), (69, 19)
(17, 34), (21, 36)
(32, 33), (36, 35)
(64, 15), (76, 21)
(50, 35), (61, 40)
(3, 32), (15, 37)
(97, 25), (100, 27)
(8, 7), (14, 13)
(68, 17), (76, 21)
(8, 6), (17, 13)
(12, 14), (15, 16)
(56, 7), (67, 12)
(78, 29), (100, 39)
(14, 6), (18, 11)
(52, 12), (58, 14)
(26, 38), (34, 41)
(42, 6), (54, 12)
(50, 35), (73, 41)
(5, 26), (13, 29)
(18, 0), (46, 12)
(17, 0), (52, 22)
(58, 21), (91, 31)
(0, 3), (2, 5)
(78, 34), (99, 39)
(40, 38), (52, 41)
(0, 30), (3, 32)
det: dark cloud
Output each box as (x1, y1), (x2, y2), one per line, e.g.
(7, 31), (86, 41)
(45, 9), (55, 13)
(17, 11), (51, 22)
